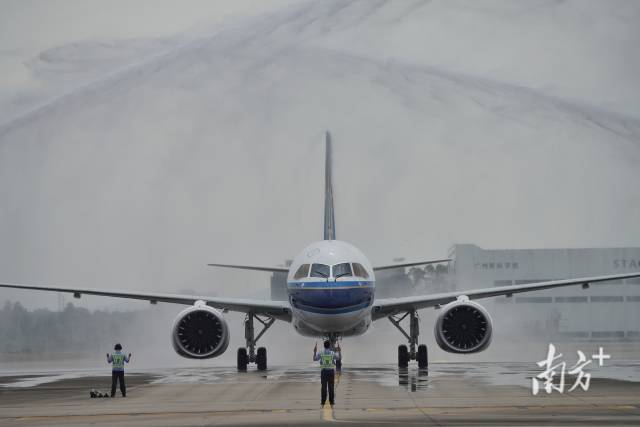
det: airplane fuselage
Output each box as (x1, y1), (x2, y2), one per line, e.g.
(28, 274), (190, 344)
(287, 240), (375, 337)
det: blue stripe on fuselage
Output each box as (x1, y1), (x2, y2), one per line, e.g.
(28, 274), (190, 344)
(287, 281), (374, 313)
(287, 280), (373, 289)
(292, 299), (371, 315)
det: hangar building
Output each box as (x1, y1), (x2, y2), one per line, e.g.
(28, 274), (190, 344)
(448, 244), (640, 340)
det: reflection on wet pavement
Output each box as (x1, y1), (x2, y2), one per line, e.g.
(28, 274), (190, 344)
(2, 361), (638, 391)
(397, 367), (429, 391)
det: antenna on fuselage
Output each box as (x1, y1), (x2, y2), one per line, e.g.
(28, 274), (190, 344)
(324, 131), (336, 241)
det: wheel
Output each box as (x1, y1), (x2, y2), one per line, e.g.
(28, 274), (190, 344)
(417, 344), (428, 369)
(398, 345), (409, 368)
(256, 347), (267, 371)
(237, 347), (248, 371)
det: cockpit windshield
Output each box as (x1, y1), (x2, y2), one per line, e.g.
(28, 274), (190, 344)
(333, 263), (352, 278)
(310, 263), (330, 278)
(293, 264), (310, 280)
(352, 263), (369, 279)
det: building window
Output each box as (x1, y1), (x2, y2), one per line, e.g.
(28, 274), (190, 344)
(293, 264), (310, 280)
(590, 296), (624, 302)
(626, 278), (640, 285)
(493, 280), (512, 287)
(591, 331), (625, 338)
(515, 297), (552, 303)
(555, 296), (588, 303)
(558, 331), (589, 338)
(515, 279), (550, 285)
(626, 296), (640, 302)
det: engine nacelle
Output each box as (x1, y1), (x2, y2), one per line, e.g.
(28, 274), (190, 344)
(171, 302), (230, 359)
(434, 298), (492, 354)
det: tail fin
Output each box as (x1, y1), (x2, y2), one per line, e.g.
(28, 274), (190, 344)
(324, 131), (336, 240)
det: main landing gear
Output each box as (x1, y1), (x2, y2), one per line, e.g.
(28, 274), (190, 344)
(388, 310), (428, 369)
(237, 313), (275, 372)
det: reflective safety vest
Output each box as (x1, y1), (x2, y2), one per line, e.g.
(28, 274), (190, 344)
(111, 353), (125, 370)
(319, 350), (335, 369)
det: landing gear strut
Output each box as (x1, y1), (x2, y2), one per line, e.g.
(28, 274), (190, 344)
(388, 310), (428, 369)
(237, 313), (275, 371)
(326, 333), (342, 372)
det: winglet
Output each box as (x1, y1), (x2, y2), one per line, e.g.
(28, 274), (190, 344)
(324, 131), (336, 240)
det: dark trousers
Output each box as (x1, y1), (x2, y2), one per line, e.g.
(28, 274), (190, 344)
(320, 368), (335, 405)
(111, 371), (126, 397)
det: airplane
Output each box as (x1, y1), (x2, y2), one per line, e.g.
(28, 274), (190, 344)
(2, 132), (640, 371)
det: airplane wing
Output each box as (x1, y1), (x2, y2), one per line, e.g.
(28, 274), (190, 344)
(0, 282), (292, 321)
(373, 259), (452, 271)
(371, 272), (640, 320)
(207, 263), (289, 273)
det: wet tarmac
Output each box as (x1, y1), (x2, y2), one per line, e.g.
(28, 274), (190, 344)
(0, 363), (639, 426)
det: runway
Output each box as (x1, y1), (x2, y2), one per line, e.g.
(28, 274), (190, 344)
(1, 363), (639, 426)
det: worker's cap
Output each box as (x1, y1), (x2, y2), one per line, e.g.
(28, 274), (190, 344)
(114, 343), (122, 350)
(323, 340), (331, 348)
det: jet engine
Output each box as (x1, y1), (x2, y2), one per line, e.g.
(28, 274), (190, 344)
(171, 302), (230, 359)
(434, 298), (492, 354)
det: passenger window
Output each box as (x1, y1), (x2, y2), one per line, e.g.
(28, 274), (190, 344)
(333, 263), (352, 278)
(293, 264), (310, 280)
(352, 263), (369, 279)
(310, 264), (330, 278)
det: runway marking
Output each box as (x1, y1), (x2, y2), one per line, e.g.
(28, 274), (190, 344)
(357, 404), (640, 415)
(6, 404), (639, 424)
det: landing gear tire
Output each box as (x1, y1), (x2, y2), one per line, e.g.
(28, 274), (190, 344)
(417, 344), (428, 369)
(256, 347), (267, 371)
(237, 347), (248, 372)
(398, 345), (409, 368)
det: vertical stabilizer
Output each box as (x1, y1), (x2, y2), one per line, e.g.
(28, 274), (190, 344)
(324, 131), (336, 240)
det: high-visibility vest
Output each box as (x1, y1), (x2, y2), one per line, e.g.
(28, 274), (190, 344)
(319, 350), (335, 369)
(111, 353), (125, 370)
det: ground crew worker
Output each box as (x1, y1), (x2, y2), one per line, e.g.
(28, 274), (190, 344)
(313, 340), (340, 407)
(107, 343), (131, 397)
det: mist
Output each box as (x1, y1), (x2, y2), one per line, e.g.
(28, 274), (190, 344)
(1, 0), (639, 367)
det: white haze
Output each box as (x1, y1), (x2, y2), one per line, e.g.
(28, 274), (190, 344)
(0, 0), (639, 366)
